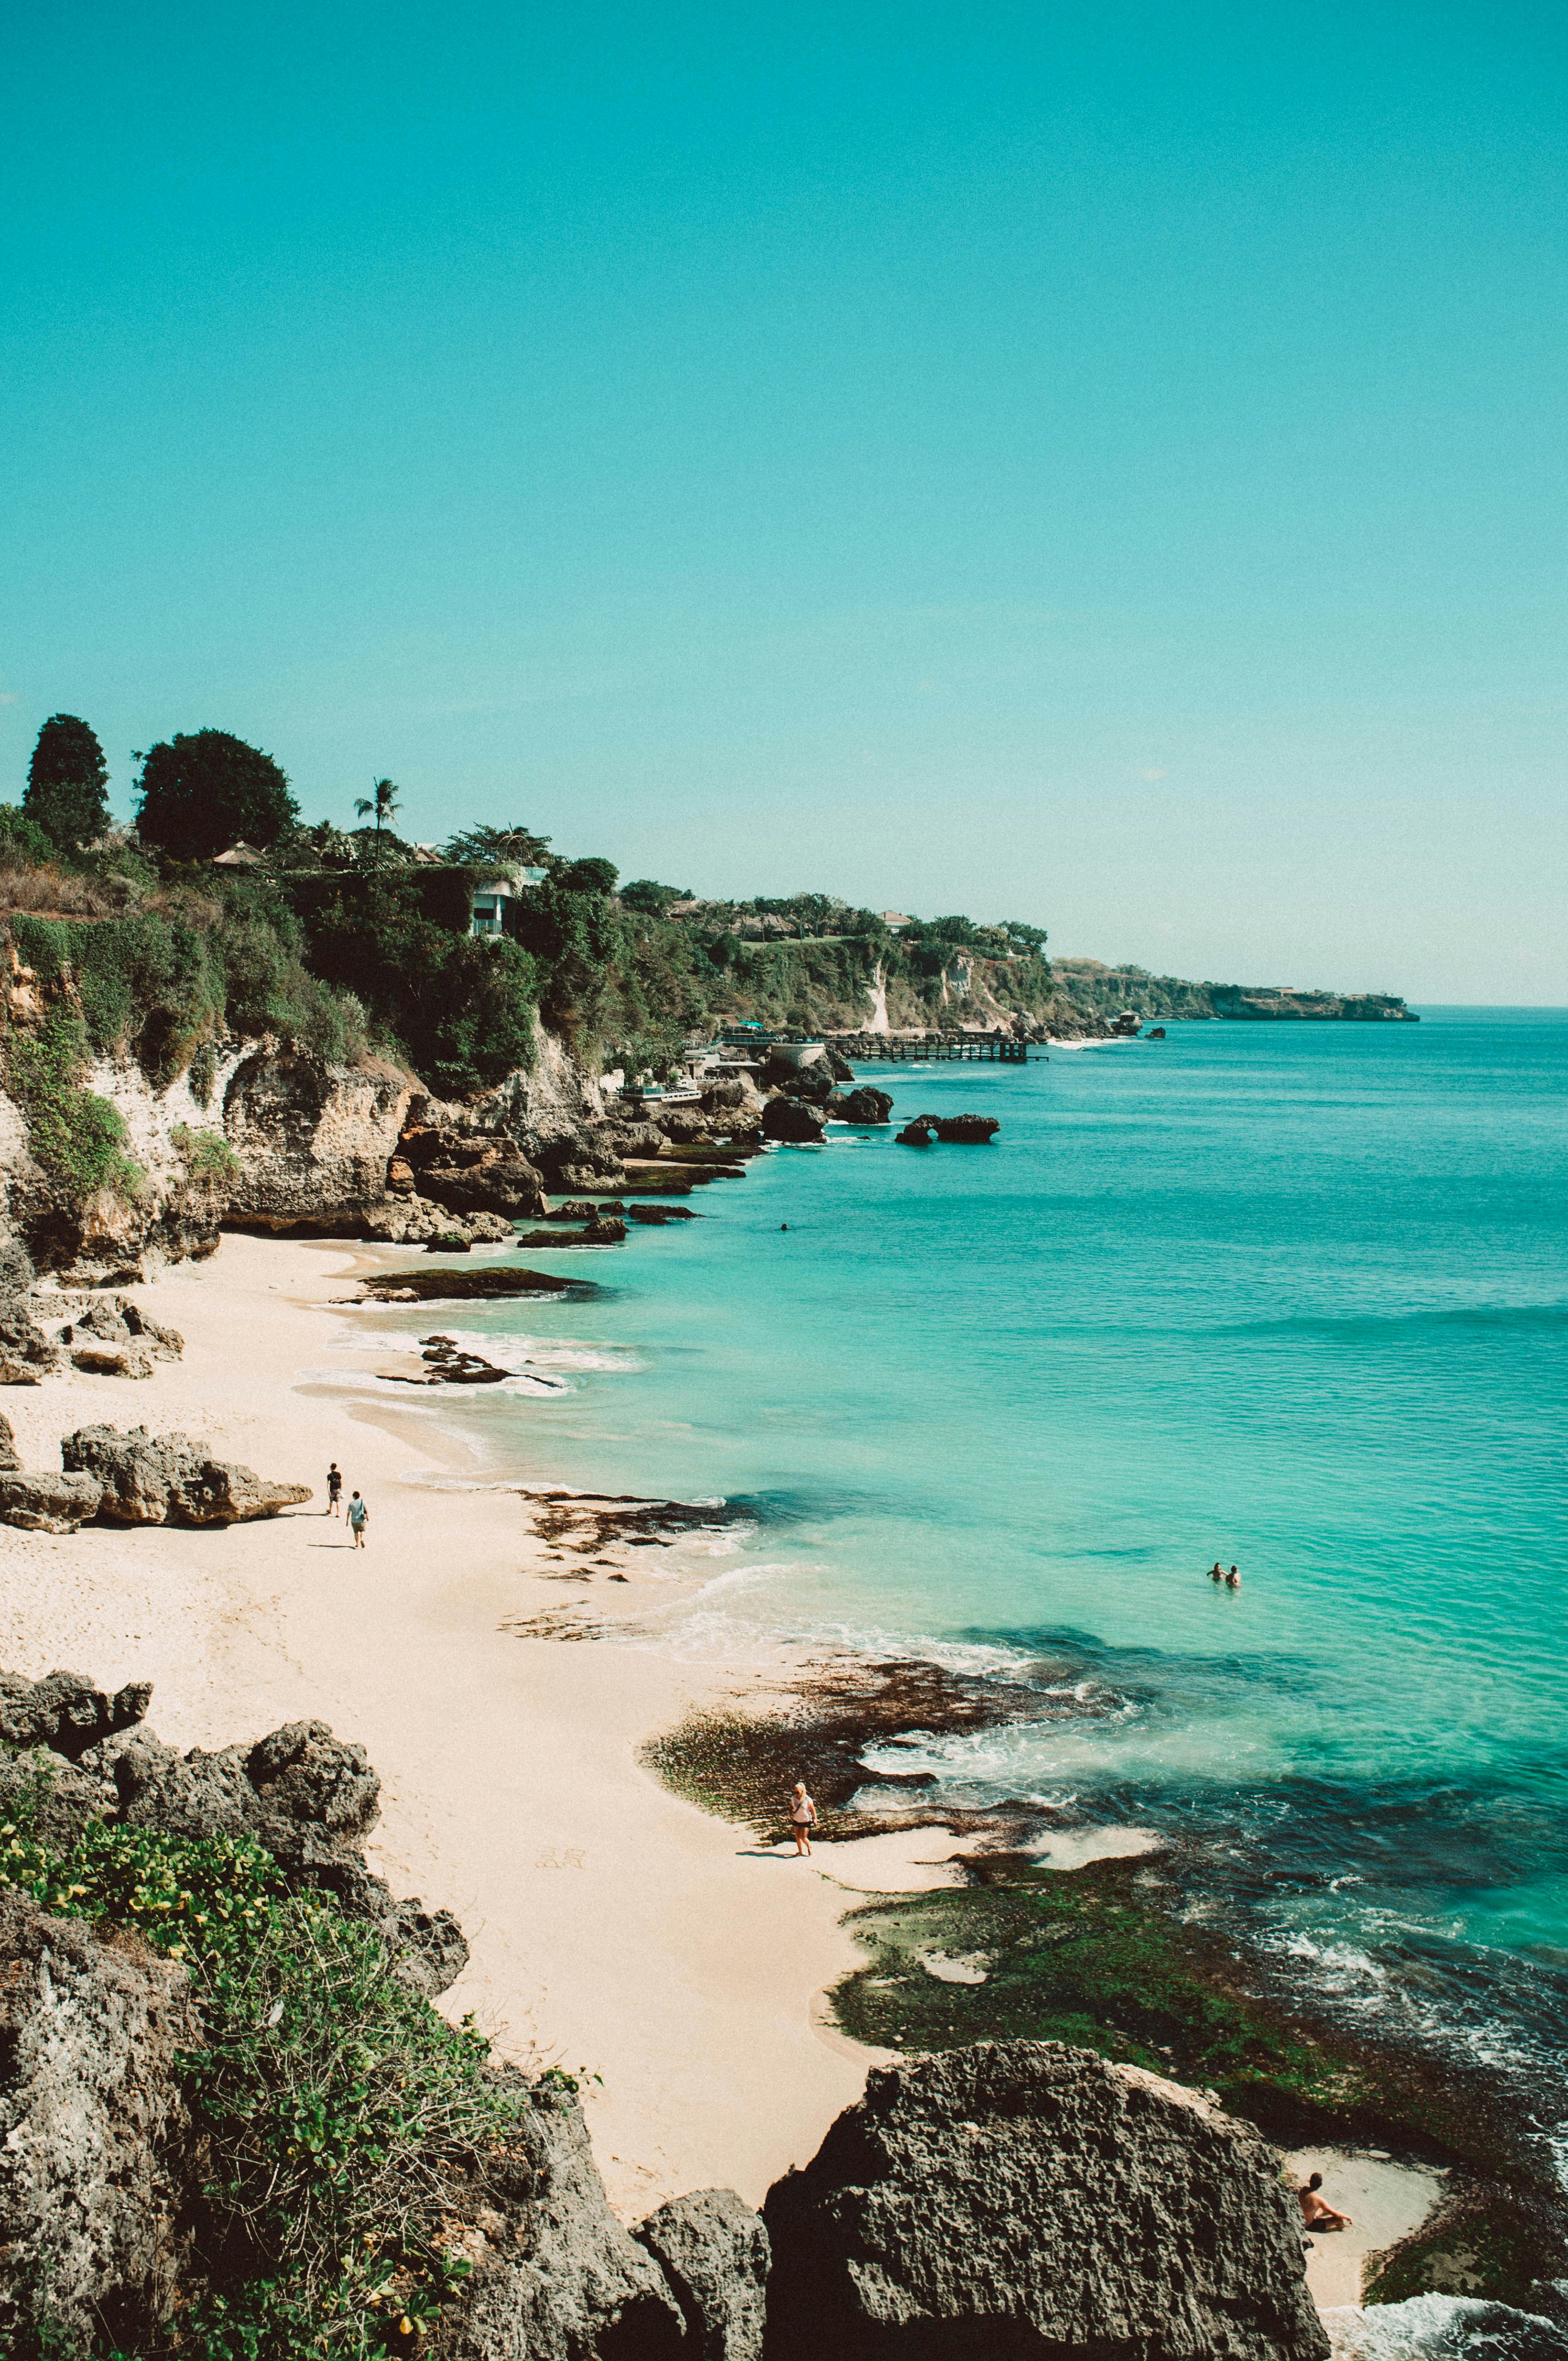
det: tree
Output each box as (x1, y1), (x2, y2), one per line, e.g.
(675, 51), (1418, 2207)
(443, 823), (552, 869)
(353, 777), (401, 859)
(134, 731), (298, 862)
(24, 714), (111, 852)
(557, 857), (618, 896)
(619, 879), (690, 916)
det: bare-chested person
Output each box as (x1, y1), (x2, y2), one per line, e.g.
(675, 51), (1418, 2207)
(1298, 2172), (1352, 2231)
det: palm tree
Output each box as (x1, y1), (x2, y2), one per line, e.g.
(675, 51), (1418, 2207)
(354, 777), (401, 859)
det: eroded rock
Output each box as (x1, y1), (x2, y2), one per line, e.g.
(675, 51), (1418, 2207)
(635, 2186), (769, 2360)
(0, 1887), (195, 2358)
(761, 1098), (826, 1144)
(59, 1425), (311, 1525)
(762, 2041), (1329, 2361)
(0, 1668), (150, 1758)
(0, 1470), (106, 1532)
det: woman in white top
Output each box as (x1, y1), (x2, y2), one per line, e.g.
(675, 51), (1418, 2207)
(789, 1782), (818, 1857)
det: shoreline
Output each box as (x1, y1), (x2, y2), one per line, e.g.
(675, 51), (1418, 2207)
(0, 1228), (881, 2217)
(2, 1223), (1564, 2318)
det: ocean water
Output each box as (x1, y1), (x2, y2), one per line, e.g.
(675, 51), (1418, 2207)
(364, 1010), (1568, 2120)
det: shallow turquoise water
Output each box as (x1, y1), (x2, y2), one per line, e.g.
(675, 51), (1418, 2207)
(375, 1010), (1568, 2099)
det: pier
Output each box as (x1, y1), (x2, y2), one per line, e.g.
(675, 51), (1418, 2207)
(826, 1033), (1033, 1063)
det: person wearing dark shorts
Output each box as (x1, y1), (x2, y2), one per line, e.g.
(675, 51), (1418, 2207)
(327, 1463), (343, 1517)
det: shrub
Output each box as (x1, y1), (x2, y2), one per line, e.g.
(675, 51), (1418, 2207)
(170, 1124), (241, 1185)
(5, 1006), (144, 1203)
(24, 714), (111, 852)
(0, 1802), (522, 2360)
(134, 731), (298, 862)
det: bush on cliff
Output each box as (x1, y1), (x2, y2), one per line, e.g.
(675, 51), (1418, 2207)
(0, 1775), (520, 2360)
(4, 1005), (144, 1205)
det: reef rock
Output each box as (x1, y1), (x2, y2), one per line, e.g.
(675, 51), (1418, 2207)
(0, 1888), (195, 2358)
(0, 1667), (150, 1758)
(635, 2186), (769, 2360)
(828, 1086), (894, 1124)
(762, 2041), (1329, 2361)
(0, 1238), (66, 1383)
(761, 1097), (826, 1144)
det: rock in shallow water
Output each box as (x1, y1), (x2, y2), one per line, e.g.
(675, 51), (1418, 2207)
(762, 2039), (1329, 2361)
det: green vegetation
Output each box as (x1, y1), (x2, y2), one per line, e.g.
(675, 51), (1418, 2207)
(2, 703), (1068, 1130)
(134, 732), (298, 861)
(170, 1124), (242, 1185)
(0, 1762), (531, 2360)
(4, 1005), (143, 1203)
(24, 715), (112, 853)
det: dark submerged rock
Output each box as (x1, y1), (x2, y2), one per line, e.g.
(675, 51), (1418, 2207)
(761, 2039), (1329, 2361)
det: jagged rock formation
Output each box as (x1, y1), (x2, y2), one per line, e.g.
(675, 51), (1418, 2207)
(827, 1086), (894, 1124)
(433, 2085), (687, 2360)
(896, 1113), (1000, 1145)
(58, 1423), (312, 1526)
(394, 1113), (549, 1220)
(635, 2188), (770, 2361)
(0, 1238), (66, 1382)
(0, 1667), (150, 1756)
(0, 1887), (195, 2358)
(48, 1292), (184, 1379)
(762, 2042), (1329, 2361)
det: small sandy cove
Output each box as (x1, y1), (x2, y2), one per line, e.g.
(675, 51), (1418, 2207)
(0, 1232), (881, 2216)
(0, 1231), (1444, 2289)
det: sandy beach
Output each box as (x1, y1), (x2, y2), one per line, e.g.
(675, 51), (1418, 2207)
(0, 1231), (880, 2217)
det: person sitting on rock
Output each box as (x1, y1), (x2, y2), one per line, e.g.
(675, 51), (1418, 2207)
(1298, 2173), (1352, 2230)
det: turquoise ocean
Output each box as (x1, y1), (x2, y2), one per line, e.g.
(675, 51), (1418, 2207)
(362, 1009), (1568, 2148)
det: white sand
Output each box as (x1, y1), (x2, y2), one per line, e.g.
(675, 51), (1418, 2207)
(800, 1828), (973, 1892)
(0, 1233), (872, 2215)
(1286, 2147), (1446, 2310)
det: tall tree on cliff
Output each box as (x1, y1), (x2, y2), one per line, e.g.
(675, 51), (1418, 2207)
(354, 776), (401, 860)
(134, 730), (298, 862)
(24, 714), (111, 852)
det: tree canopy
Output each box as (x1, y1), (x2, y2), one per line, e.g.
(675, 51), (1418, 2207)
(134, 731), (298, 862)
(442, 823), (552, 870)
(24, 714), (111, 851)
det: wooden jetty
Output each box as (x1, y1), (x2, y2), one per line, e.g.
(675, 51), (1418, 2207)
(826, 1033), (1032, 1064)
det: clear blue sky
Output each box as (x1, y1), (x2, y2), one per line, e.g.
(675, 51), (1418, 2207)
(3, 3), (1564, 999)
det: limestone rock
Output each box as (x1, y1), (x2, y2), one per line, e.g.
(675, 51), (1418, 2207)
(433, 2079), (685, 2360)
(62, 1424), (197, 1522)
(0, 1468), (106, 1532)
(899, 1112), (1000, 1144)
(60, 1424), (312, 1525)
(0, 1667), (150, 1758)
(627, 1203), (701, 1224)
(761, 1098), (826, 1144)
(828, 1086), (894, 1124)
(0, 1237), (65, 1383)
(0, 1887), (194, 2357)
(654, 1105), (714, 1145)
(247, 1720), (382, 1841)
(0, 1747), (113, 1847)
(635, 2187), (769, 2360)
(556, 1160), (628, 1193)
(398, 1121), (548, 1220)
(0, 1412), (18, 1472)
(761, 2041), (1329, 2361)
(222, 1049), (413, 1231)
(69, 1340), (157, 1378)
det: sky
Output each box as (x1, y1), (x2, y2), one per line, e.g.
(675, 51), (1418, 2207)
(2, 3), (1564, 1001)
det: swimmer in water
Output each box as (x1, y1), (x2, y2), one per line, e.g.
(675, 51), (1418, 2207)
(1226, 1565), (1242, 1589)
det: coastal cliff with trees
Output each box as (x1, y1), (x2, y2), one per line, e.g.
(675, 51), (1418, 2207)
(0, 712), (1415, 1276)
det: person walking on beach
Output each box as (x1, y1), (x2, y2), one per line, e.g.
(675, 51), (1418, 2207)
(327, 1462), (343, 1517)
(789, 1782), (818, 1857)
(346, 1491), (369, 1549)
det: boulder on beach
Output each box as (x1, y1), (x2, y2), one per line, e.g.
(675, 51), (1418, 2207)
(634, 2186), (769, 2360)
(59, 1426), (311, 1527)
(762, 2041), (1329, 2361)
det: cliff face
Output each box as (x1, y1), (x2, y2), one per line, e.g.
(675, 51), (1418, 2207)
(1052, 960), (1418, 1026)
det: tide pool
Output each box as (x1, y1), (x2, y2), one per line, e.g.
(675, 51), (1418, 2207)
(373, 1009), (1568, 2107)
